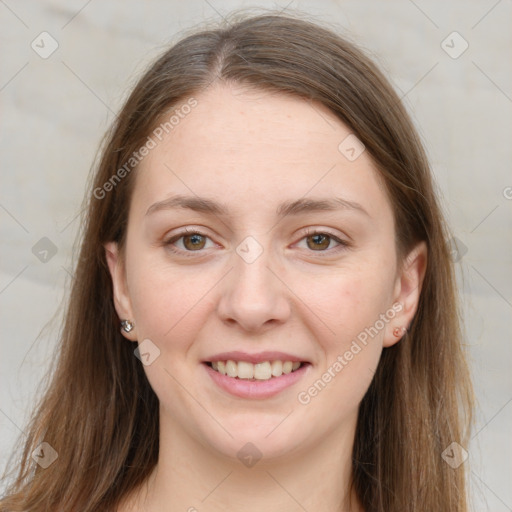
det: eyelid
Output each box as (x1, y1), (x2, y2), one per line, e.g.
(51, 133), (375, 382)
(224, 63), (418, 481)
(164, 226), (214, 242)
(299, 226), (346, 240)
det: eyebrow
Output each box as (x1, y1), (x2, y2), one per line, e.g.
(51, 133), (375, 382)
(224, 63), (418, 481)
(145, 194), (370, 218)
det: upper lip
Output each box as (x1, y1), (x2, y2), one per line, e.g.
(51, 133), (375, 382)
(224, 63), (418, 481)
(203, 351), (310, 364)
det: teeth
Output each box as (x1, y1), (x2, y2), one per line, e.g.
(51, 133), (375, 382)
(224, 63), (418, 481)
(226, 360), (237, 378)
(238, 361), (254, 379)
(271, 360), (282, 376)
(209, 360), (303, 380)
(254, 362), (271, 380)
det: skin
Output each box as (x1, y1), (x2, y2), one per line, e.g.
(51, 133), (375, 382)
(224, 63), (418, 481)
(106, 82), (427, 512)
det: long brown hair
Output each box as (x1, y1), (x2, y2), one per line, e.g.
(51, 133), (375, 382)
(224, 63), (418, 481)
(1, 11), (473, 511)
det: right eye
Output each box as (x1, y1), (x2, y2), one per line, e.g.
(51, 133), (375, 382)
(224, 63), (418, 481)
(164, 228), (216, 256)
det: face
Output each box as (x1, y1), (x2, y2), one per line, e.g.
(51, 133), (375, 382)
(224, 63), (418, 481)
(106, 83), (426, 462)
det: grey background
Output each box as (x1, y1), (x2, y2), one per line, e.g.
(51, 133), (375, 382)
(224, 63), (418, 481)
(1, 1), (511, 509)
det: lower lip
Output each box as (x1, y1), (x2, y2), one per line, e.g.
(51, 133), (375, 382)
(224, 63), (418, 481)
(203, 362), (311, 399)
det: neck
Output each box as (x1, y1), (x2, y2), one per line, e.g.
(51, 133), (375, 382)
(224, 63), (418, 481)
(121, 407), (363, 512)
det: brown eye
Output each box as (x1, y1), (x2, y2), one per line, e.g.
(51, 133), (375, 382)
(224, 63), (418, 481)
(306, 233), (332, 251)
(164, 229), (216, 257)
(182, 233), (206, 250)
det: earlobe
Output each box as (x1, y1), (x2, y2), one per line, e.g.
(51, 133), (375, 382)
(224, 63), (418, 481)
(383, 241), (428, 348)
(104, 242), (137, 341)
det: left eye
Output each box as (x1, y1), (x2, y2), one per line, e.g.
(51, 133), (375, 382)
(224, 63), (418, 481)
(296, 231), (345, 251)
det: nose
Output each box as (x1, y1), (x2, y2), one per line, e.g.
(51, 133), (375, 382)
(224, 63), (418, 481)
(216, 244), (291, 333)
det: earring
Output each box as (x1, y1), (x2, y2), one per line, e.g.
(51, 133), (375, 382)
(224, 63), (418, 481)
(393, 326), (407, 337)
(120, 320), (134, 333)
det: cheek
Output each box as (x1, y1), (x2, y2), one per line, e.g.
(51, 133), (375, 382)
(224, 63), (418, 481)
(291, 264), (395, 344)
(294, 271), (388, 414)
(126, 255), (218, 345)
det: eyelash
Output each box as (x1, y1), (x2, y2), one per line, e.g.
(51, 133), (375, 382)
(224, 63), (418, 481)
(163, 227), (350, 258)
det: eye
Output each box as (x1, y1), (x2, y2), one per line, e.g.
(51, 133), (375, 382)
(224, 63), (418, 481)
(296, 229), (349, 253)
(164, 228), (215, 255)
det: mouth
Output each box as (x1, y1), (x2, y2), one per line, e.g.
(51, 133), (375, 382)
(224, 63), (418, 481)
(202, 359), (312, 400)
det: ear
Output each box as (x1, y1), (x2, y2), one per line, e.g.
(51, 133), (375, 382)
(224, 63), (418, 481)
(383, 241), (428, 348)
(104, 241), (137, 341)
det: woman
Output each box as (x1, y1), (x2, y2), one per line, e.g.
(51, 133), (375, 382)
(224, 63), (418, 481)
(0, 12), (474, 512)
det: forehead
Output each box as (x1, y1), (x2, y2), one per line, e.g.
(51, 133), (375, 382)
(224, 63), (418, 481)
(132, 83), (391, 222)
